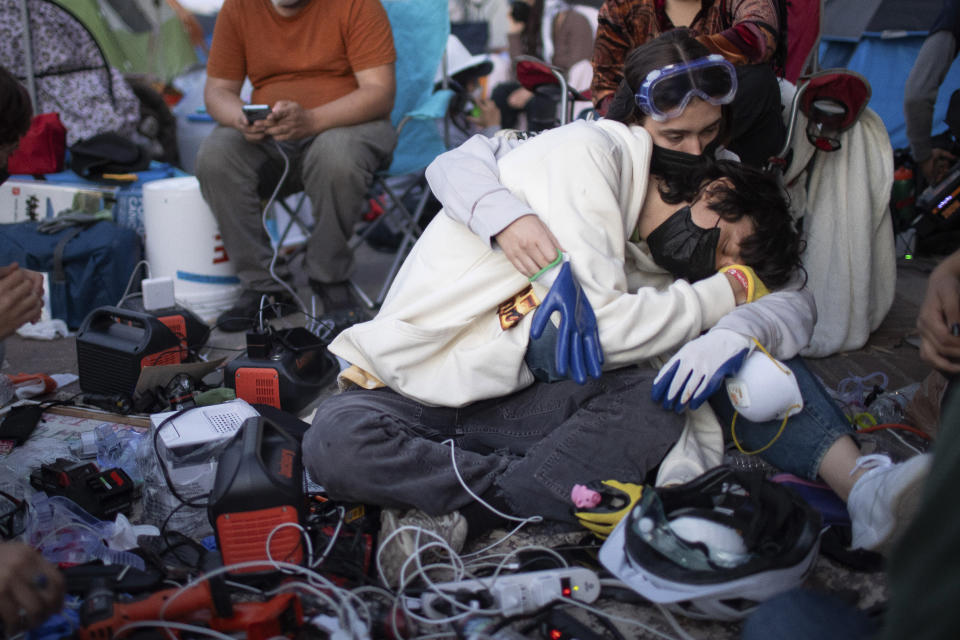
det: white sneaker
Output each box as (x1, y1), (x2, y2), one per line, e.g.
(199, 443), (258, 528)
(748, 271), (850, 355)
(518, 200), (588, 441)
(377, 508), (468, 588)
(846, 453), (931, 553)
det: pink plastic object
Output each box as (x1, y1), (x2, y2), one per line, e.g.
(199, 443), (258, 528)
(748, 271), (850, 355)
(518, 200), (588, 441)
(570, 484), (602, 509)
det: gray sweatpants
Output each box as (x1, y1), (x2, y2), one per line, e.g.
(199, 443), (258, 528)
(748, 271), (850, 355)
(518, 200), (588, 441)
(302, 367), (685, 523)
(195, 121), (397, 292)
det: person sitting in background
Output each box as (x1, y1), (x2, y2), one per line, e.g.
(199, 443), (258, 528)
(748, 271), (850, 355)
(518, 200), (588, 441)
(0, 65), (48, 362)
(590, 0), (785, 167)
(492, 0), (599, 131)
(437, 34), (500, 148)
(904, 0), (960, 185)
(196, 0), (397, 334)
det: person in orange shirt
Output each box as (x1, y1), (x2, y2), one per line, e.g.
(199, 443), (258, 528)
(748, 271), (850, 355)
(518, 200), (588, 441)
(197, 0), (397, 333)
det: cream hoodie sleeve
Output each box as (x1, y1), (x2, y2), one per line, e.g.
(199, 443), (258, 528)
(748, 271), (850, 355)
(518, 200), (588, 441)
(499, 121), (737, 366)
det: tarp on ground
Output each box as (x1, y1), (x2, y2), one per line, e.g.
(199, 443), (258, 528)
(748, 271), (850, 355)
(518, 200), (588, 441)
(819, 0), (960, 150)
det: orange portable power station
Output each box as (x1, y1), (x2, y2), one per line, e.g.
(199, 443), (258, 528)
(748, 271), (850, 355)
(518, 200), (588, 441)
(207, 415), (305, 576)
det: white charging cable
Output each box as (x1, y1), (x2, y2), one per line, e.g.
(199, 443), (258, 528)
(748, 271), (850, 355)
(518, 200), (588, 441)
(259, 139), (308, 315)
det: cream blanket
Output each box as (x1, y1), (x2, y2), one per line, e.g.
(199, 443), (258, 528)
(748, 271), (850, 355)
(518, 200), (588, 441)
(783, 100), (896, 357)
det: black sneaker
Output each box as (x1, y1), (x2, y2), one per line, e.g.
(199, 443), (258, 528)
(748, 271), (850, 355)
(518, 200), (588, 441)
(308, 280), (370, 339)
(216, 289), (295, 332)
(317, 306), (369, 340)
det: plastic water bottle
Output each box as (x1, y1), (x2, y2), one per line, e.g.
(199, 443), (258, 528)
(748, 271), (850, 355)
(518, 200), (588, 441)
(95, 424), (144, 483)
(866, 385), (916, 425)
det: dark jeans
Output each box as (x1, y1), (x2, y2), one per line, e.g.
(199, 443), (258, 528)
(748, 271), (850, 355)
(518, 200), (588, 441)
(195, 121), (396, 291)
(741, 588), (880, 640)
(302, 367), (685, 522)
(710, 357), (854, 480)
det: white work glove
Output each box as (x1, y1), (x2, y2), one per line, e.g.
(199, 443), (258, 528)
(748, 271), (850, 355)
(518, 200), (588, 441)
(651, 329), (754, 412)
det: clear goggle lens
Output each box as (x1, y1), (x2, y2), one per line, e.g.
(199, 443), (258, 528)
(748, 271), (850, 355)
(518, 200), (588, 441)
(634, 55), (738, 122)
(628, 488), (751, 570)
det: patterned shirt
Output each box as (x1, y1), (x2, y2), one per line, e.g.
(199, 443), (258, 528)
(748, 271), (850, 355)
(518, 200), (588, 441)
(591, 0), (781, 107)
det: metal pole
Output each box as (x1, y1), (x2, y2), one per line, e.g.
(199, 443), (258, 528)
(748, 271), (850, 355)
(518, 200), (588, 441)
(19, 0), (37, 108)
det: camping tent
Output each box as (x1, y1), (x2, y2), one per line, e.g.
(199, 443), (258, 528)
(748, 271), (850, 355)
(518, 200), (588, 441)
(819, 0), (960, 151)
(50, 0), (199, 83)
(1, 0), (199, 148)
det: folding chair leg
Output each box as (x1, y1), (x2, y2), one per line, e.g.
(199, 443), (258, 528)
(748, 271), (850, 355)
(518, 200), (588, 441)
(350, 176), (431, 309)
(350, 280), (376, 309)
(373, 182), (433, 306)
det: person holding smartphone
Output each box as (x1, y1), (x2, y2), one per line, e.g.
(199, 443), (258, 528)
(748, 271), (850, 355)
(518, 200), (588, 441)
(197, 0), (397, 333)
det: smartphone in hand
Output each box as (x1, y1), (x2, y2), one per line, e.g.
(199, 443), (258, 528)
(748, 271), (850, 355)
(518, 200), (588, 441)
(242, 104), (272, 124)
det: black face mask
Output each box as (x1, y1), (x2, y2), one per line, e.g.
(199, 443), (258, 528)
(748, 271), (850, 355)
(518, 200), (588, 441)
(645, 205), (720, 282)
(649, 140), (718, 178)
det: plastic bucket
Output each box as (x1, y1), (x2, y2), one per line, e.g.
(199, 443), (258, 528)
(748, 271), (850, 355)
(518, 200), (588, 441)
(142, 177), (241, 323)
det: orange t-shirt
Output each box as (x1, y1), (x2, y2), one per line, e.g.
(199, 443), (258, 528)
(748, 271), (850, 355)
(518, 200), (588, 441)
(206, 0), (395, 110)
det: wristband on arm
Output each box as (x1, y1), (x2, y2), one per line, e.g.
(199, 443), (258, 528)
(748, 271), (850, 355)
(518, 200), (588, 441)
(723, 264), (770, 303)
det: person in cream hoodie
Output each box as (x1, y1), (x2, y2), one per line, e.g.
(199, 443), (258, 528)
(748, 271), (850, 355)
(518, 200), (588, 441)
(305, 34), (928, 569)
(303, 36), (804, 529)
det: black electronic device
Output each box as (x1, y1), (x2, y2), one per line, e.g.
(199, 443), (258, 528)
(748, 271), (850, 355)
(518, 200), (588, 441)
(0, 404), (45, 445)
(242, 104), (272, 123)
(150, 305), (209, 355)
(207, 416), (305, 577)
(917, 160), (960, 220)
(224, 327), (337, 414)
(29, 459), (136, 519)
(76, 306), (184, 397)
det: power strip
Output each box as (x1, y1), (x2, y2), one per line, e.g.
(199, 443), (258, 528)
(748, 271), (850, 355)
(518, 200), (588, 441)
(421, 567), (601, 619)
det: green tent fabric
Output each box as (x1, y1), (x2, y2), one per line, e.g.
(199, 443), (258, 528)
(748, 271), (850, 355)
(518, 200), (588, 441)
(54, 0), (198, 83)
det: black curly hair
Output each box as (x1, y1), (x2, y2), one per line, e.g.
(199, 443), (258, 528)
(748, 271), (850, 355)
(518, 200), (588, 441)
(697, 160), (806, 289)
(0, 66), (32, 151)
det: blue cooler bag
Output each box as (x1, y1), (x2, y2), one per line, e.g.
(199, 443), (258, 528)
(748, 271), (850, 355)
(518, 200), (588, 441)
(0, 220), (142, 329)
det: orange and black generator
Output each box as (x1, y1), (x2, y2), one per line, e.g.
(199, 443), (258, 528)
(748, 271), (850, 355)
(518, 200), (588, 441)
(224, 327), (337, 414)
(207, 415), (305, 576)
(76, 306), (184, 397)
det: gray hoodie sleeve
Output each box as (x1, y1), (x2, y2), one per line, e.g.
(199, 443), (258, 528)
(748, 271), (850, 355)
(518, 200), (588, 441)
(904, 29), (958, 163)
(425, 133), (535, 245)
(711, 284), (816, 360)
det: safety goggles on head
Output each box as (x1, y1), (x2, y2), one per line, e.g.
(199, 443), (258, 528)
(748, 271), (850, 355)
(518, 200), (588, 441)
(634, 55), (738, 122)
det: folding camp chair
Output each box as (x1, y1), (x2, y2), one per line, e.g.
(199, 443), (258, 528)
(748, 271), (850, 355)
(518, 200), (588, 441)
(513, 56), (591, 127)
(347, 0), (454, 308)
(768, 0), (896, 358)
(768, 0), (873, 173)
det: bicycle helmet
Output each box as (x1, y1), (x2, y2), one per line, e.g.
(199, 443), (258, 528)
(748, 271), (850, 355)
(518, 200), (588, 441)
(598, 466), (821, 621)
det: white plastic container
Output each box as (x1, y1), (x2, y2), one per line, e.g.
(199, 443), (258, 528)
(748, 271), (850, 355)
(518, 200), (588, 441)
(142, 177), (241, 323)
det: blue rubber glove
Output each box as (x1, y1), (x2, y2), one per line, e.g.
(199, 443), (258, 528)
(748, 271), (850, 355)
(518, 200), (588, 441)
(530, 261), (603, 384)
(651, 329), (753, 412)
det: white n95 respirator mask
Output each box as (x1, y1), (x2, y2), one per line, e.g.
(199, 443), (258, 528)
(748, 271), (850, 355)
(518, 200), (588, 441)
(725, 351), (803, 422)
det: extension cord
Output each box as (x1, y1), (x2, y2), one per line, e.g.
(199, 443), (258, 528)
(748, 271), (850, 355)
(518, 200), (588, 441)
(421, 567), (600, 619)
